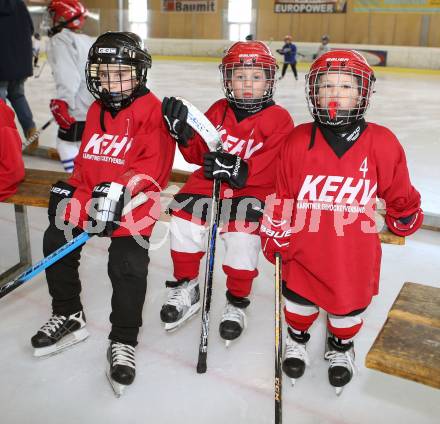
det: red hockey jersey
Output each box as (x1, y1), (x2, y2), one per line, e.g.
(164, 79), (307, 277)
(0, 100), (25, 201)
(178, 99), (294, 202)
(64, 92), (175, 237)
(271, 122), (421, 314)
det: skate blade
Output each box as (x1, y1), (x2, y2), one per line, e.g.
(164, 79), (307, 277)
(290, 378), (296, 387)
(164, 303), (201, 332)
(335, 387), (343, 396)
(225, 340), (232, 348)
(106, 369), (126, 398)
(33, 328), (89, 358)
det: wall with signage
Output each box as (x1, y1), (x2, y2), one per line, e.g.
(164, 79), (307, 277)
(148, 0), (226, 39)
(74, 0), (440, 47)
(256, 0), (440, 47)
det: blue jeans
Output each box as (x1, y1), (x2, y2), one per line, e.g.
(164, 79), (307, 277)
(0, 79), (35, 133)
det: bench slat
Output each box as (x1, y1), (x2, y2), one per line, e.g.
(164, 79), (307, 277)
(365, 282), (440, 389)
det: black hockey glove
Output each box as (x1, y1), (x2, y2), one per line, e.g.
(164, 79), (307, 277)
(203, 152), (249, 189)
(89, 182), (127, 237)
(48, 180), (76, 219)
(162, 96), (194, 147)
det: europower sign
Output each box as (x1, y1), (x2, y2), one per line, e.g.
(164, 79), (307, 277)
(274, 0), (347, 13)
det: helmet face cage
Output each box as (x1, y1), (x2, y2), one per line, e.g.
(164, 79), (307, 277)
(220, 61), (277, 111)
(305, 62), (375, 126)
(86, 33), (152, 112)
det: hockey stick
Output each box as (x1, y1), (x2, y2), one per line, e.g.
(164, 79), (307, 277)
(274, 252), (283, 424)
(176, 97), (222, 373)
(196, 175), (221, 373)
(177, 97), (219, 152)
(0, 192), (148, 299)
(22, 118), (54, 151)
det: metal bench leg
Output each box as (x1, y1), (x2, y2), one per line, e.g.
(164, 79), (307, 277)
(0, 205), (32, 288)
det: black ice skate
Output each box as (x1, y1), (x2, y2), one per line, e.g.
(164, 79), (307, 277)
(219, 291), (250, 347)
(282, 327), (310, 386)
(106, 341), (136, 398)
(160, 279), (200, 332)
(324, 332), (356, 396)
(31, 311), (88, 357)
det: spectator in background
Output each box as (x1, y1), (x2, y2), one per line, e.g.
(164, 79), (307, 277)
(0, 99), (25, 201)
(33, 32), (41, 68)
(276, 35), (298, 81)
(314, 34), (330, 59)
(0, 0), (38, 152)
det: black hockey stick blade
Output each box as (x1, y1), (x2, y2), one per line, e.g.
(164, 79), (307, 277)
(197, 352), (207, 374)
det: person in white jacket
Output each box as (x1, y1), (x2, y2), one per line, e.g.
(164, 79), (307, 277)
(45, 0), (95, 172)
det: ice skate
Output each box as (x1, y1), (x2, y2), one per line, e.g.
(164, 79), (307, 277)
(324, 333), (357, 396)
(106, 341), (136, 398)
(219, 291), (250, 347)
(160, 279), (200, 332)
(282, 327), (310, 386)
(31, 311), (88, 357)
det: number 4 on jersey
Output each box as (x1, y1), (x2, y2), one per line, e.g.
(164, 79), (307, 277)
(359, 157), (368, 178)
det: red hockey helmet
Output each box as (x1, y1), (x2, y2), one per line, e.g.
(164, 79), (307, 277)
(47, 0), (87, 33)
(220, 41), (278, 111)
(305, 50), (375, 126)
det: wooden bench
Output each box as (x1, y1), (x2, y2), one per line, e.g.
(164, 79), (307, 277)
(24, 146), (61, 161)
(365, 282), (440, 389)
(0, 168), (404, 288)
(0, 169), (187, 287)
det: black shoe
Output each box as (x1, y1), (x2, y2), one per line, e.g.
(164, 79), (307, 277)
(219, 291), (250, 343)
(31, 311), (88, 357)
(107, 341), (136, 386)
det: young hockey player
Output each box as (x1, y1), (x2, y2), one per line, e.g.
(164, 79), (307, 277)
(0, 99), (25, 201)
(160, 41), (294, 344)
(276, 35), (298, 81)
(30, 32), (175, 396)
(45, 0), (95, 172)
(261, 50), (423, 394)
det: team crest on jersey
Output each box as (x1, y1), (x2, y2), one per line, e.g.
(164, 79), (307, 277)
(217, 127), (263, 159)
(82, 133), (133, 165)
(297, 174), (377, 214)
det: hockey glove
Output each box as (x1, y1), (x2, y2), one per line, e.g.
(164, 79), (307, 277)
(203, 151), (248, 189)
(260, 214), (292, 265)
(90, 182), (127, 237)
(50, 99), (76, 130)
(385, 208), (423, 237)
(48, 180), (76, 219)
(162, 96), (194, 147)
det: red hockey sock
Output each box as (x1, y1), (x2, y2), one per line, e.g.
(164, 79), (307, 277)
(326, 314), (363, 340)
(223, 265), (258, 298)
(171, 250), (205, 281)
(284, 307), (319, 332)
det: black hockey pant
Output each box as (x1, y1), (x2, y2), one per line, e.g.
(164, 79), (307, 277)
(281, 63), (298, 78)
(43, 219), (149, 346)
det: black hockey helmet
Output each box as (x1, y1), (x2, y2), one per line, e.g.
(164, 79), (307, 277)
(85, 31), (152, 111)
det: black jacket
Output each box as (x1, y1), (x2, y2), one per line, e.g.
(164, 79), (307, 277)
(0, 0), (34, 80)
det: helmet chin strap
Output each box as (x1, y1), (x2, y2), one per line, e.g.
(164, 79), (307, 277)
(48, 13), (83, 37)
